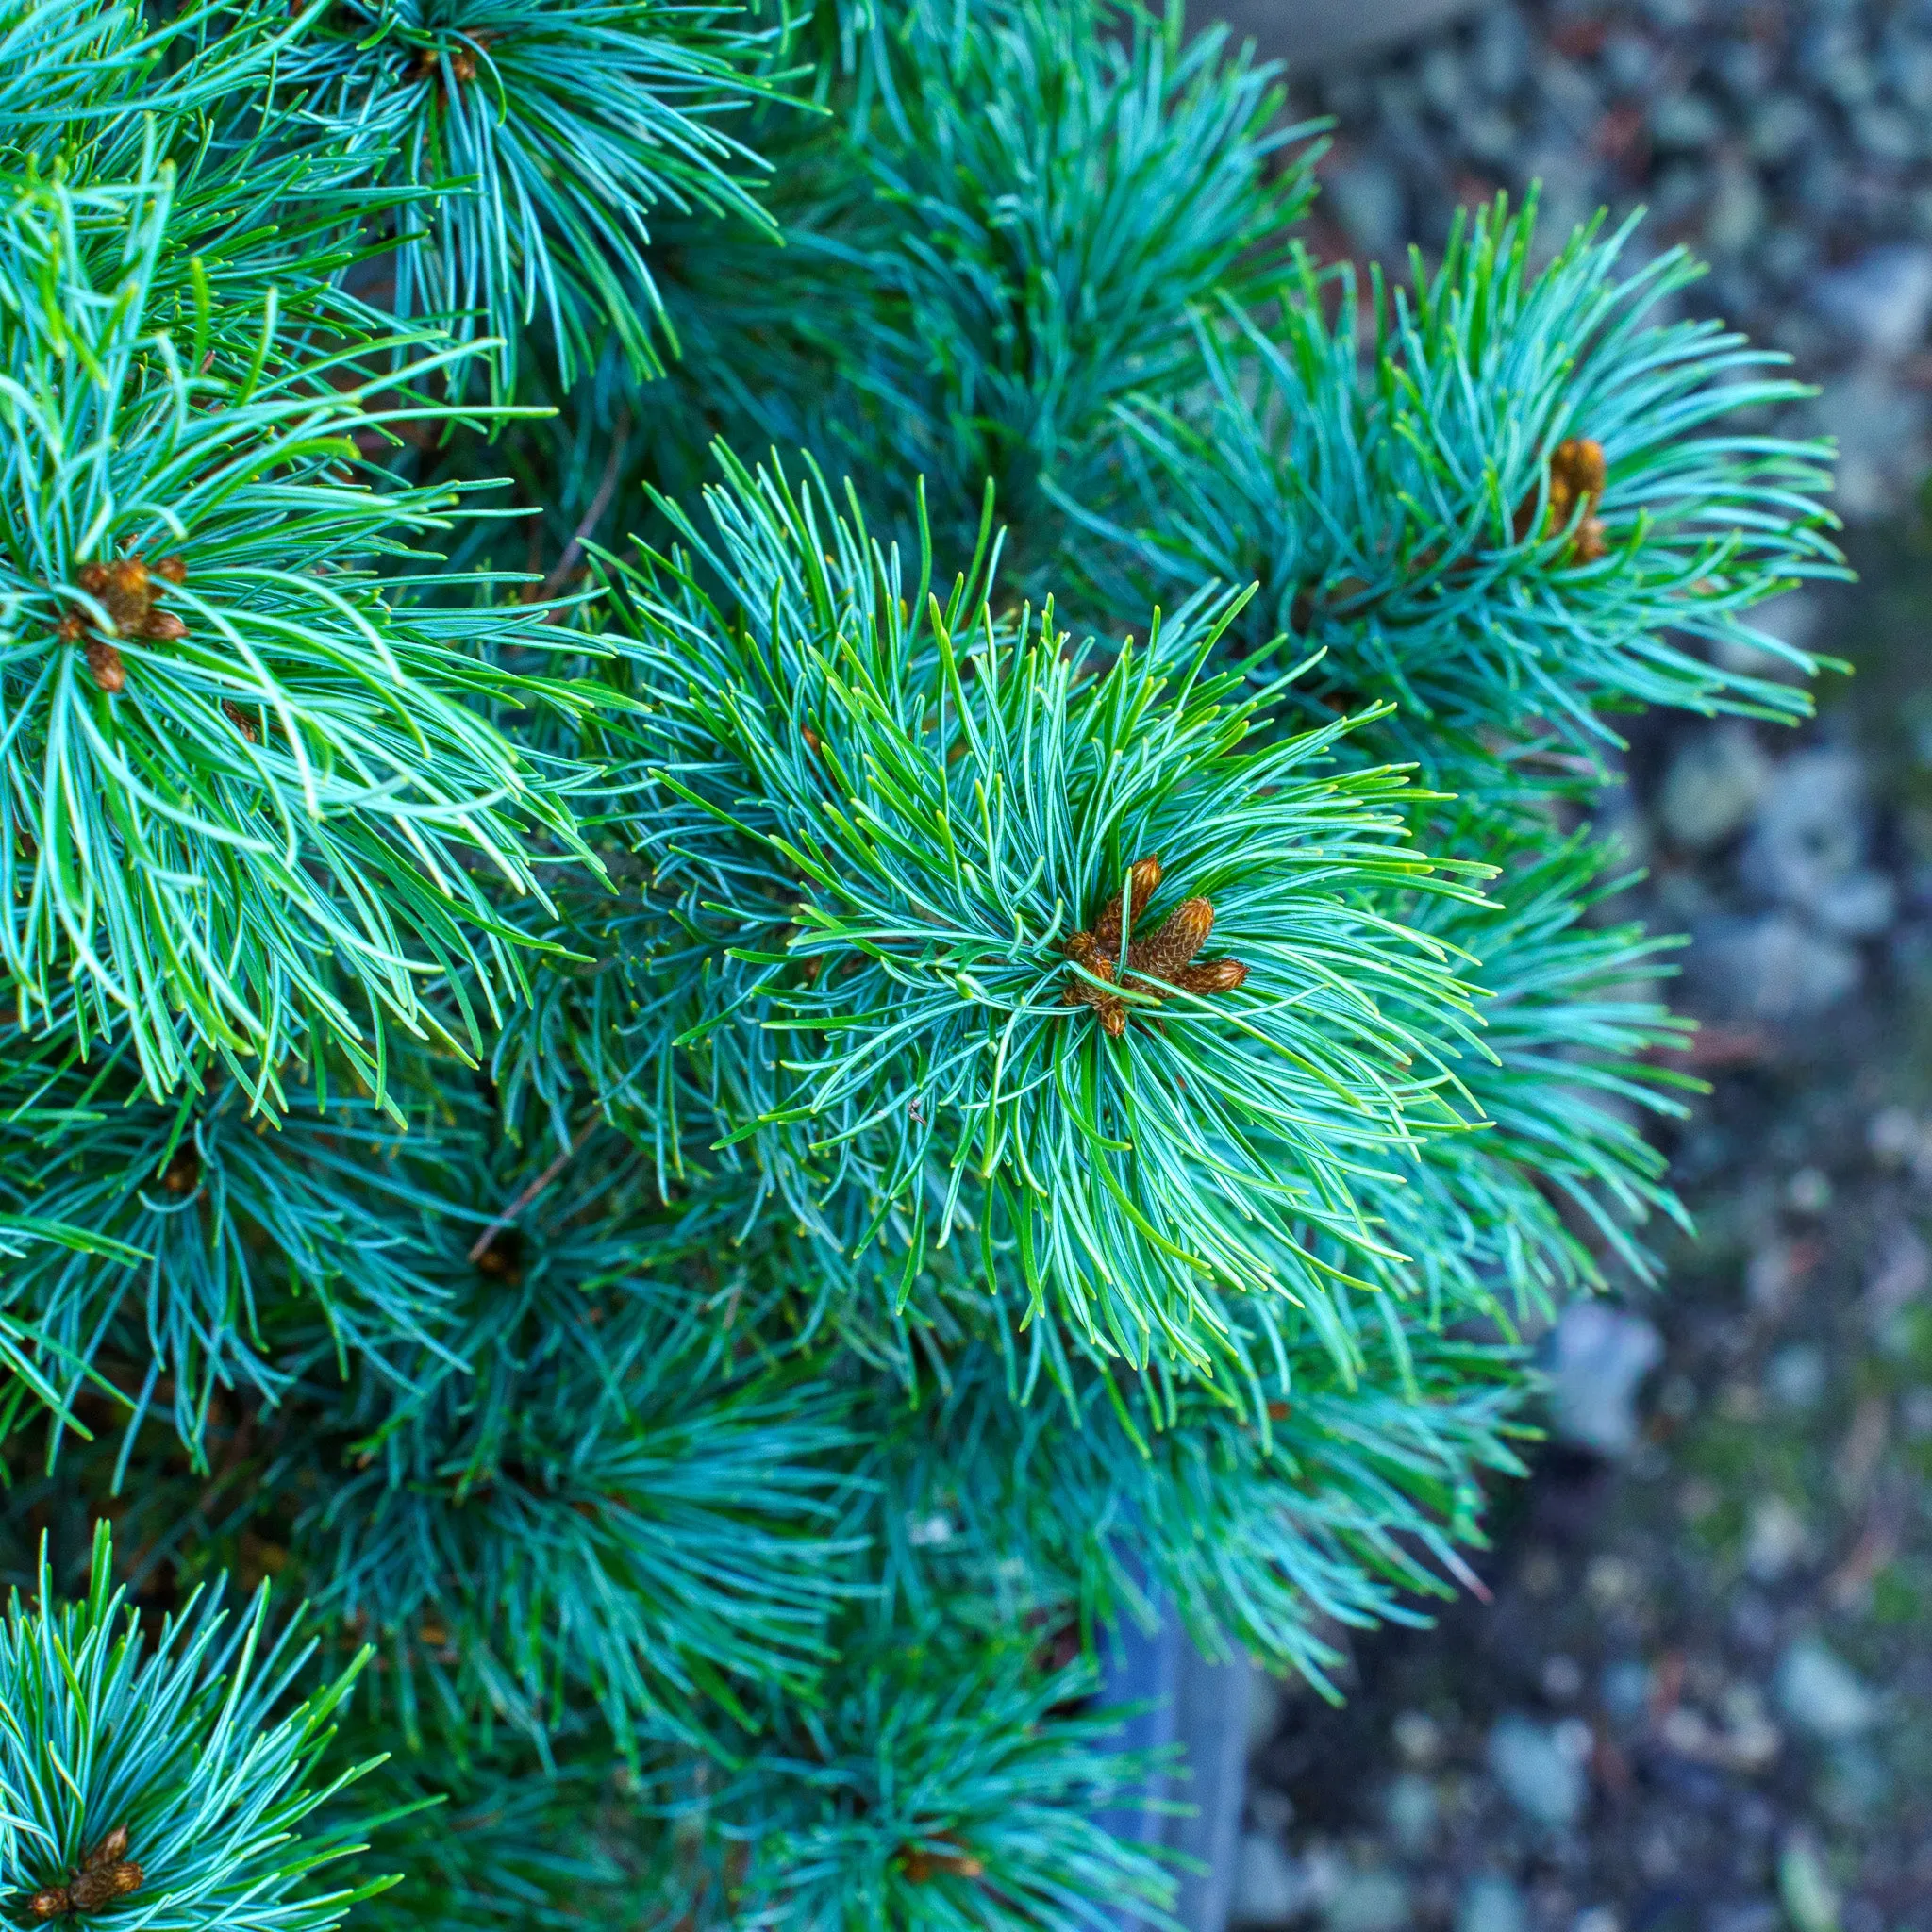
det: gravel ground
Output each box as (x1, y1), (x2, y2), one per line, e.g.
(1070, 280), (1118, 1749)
(1234, 529), (1932, 1932)
(1284, 0), (1932, 518)
(1228, 6), (1932, 1928)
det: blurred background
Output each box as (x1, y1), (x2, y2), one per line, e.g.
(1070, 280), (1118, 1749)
(1185, 3), (1932, 1929)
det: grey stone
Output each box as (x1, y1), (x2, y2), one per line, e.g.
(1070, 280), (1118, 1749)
(1649, 91), (1725, 150)
(1812, 244), (1932, 357)
(1853, 103), (1920, 165)
(1775, 1638), (1878, 1740)
(1766, 1342), (1827, 1410)
(1822, 47), (1878, 110)
(1864, 1223), (1931, 1338)
(1458, 1874), (1531, 1932)
(1603, 30), (1657, 95)
(1324, 1869), (1410, 1932)
(1758, 225), (1821, 291)
(1690, 912), (1862, 1021)
(1382, 1772), (1438, 1857)
(1706, 1906), (1781, 1932)
(1419, 44), (1465, 117)
(1749, 94), (1819, 166)
(1207, 0), (1495, 74)
(1658, 724), (1772, 852)
(1808, 365), (1932, 517)
(1473, 8), (1531, 99)
(1651, 159), (1712, 225)
(1326, 158), (1407, 257)
(1487, 1712), (1589, 1828)
(1545, 1300), (1664, 1457)
(1715, 38), (1774, 103)
(1744, 1493), (1811, 1582)
(1601, 1658), (1653, 1721)
(1463, 108), (1521, 168)
(1792, 149), (1851, 225)
(1232, 1830), (1312, 1927)
(1537, 52), (1602, 134)
(1820, 1740), (1891, 1824)
(1637, 0), (1697, 30)
(1741, 748), (1895, 934)
(1706, 156), (1767, 258)
(1887, 37), (1932, 111)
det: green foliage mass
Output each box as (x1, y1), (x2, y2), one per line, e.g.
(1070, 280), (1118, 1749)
(0, 0), (1837, 1924)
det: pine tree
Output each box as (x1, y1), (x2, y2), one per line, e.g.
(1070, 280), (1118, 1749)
(0, 0), (1838, 1924)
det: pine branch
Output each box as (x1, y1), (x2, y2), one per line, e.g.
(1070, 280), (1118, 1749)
(278, 0), (793, 395)
(1062, 193), (1843, 773)
(0, 167), (603, 1099)
(0, 1523), (386, 1932)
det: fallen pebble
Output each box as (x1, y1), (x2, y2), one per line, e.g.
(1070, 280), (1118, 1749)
(1486, 1711), (1589, 1828)
(1391, 1708), (1444, 1767)
(1741, 751), (1889, 927)
(1382, 1772), (1438, 1857)
(1658, 723), (1773, 851)
(1544, 1301), (1664, 1457)
(1690, 910), (1862, 1021)
(1775, 1639), (1878, 1741)
(1231, 1829), (1311, 1927)
(1778, 1834), (1842, 1932)
(1810, 242), (1932, 355)
(1323, 1869), (1410, 1932)
(1457, 1873), (1530, 1932)
(1745, 1494), (1813, 1582)
(1766, 1341), (1828, 1408)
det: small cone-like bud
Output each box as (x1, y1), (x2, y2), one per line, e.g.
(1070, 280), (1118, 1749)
(1065, 865), (1245, 1033)
(1125, 896), (1213, 988)
(84, 636), (125, 692)
(1091, 855), (1161, 958)
(69, 1860), (142, 1910)
(1172, 958), (1248, 995)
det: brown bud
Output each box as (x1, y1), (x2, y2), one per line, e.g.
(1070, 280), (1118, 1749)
(26, 1890), (70, 1920)
(99, 558), (152, 631)
(1090, 855), (1161, 958)
(156, 555), (189, 585)
(223, 701), (260, 743)
(1171, 958), (1248, 995)
(141, 610), (187, 641)
(84, 1826), (131, 1869)
(902, 1838), (985, 1883)
(84, 636), (125, 692)
(1553, 436), (1607, 499)
(160, 1145), (202, 1195)
(1126, 896), (1214, 988)
(68, 1860), (142, 1910)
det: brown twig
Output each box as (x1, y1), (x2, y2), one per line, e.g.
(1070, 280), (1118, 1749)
(466, 1121), (596, 1263)
(536, 410), (632, 609)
